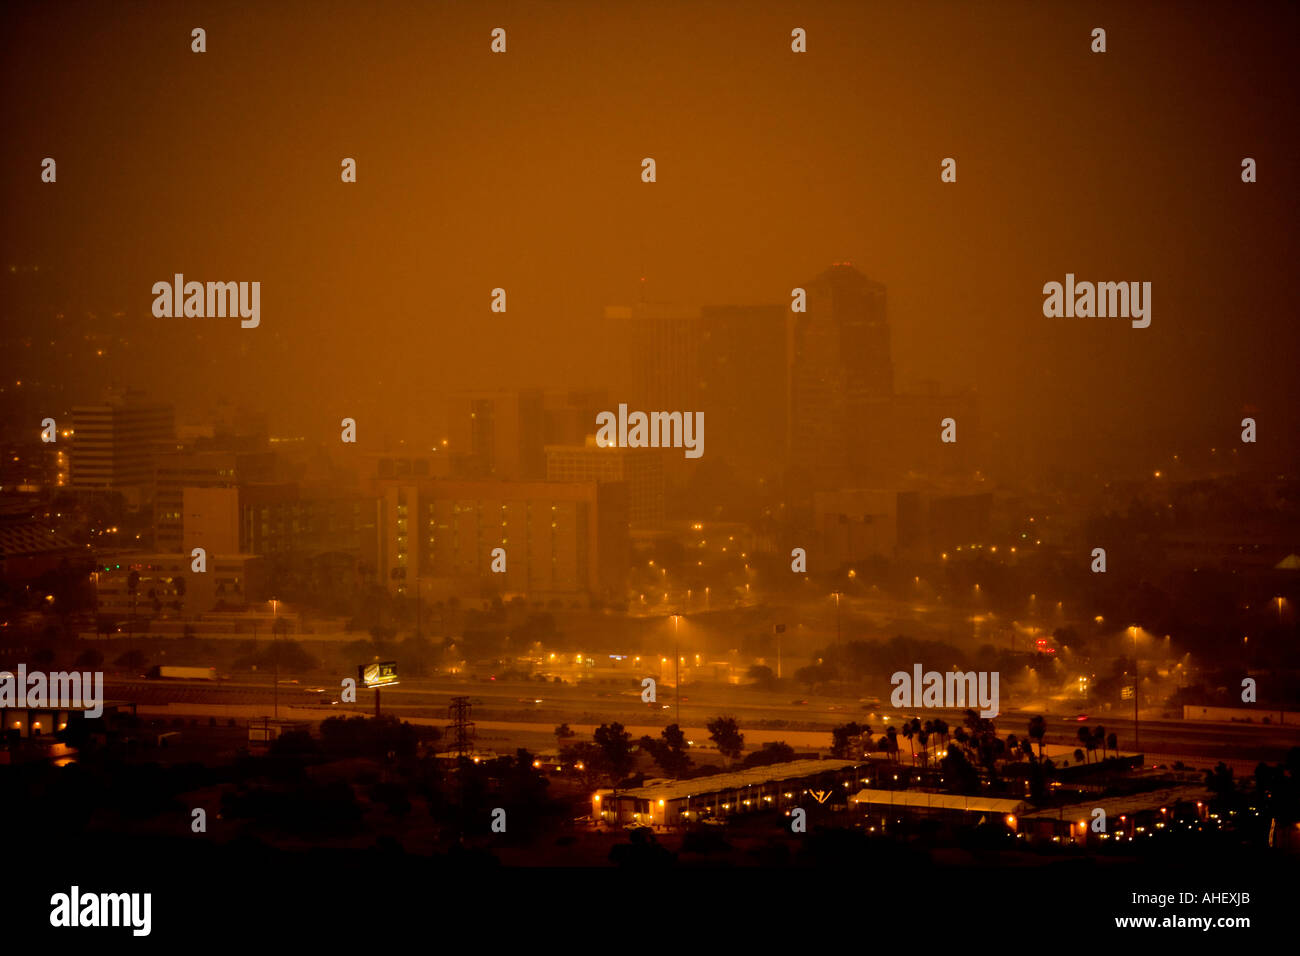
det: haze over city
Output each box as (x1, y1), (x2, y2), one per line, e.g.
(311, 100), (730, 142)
(1, 0), (1297, 943)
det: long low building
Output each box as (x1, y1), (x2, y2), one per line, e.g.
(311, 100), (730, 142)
(1017, 786), (1212, 844)
(850, 789), (1027, 818)
(592, 759), (866, 827)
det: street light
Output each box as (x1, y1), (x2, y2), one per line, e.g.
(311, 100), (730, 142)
(832, 592), (842, 642)
(1129, 625), (1139, 750)
(671, 614), (681, 725)
(271, 598), (280, 719)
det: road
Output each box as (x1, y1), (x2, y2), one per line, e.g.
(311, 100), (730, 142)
(108, 674), (1300, 769)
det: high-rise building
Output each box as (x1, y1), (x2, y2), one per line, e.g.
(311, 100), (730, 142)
(446, 389), (546, 480)
(697, 304), (787, 474)
(154, 449), (275, 551)
(611, 301), (787, 480)
(178, 482), (375, 560)
(546, 438), (665, 528)
(609, 303), (703, 414)
(787, 263), (892, 491)
(544, 388), (610, 447)
(69, 392), (174, 501)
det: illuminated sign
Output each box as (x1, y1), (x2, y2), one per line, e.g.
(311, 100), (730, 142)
(359, 661), (399, 688)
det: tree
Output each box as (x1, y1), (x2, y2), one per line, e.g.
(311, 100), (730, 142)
(830, 722), (867, 759)
(560, 741), (603, 791)
(658, 723), (692, 777)
(554, 722), (575, 750)
(932, 717), (949, 754)
(940, 742), (980, 793)
(742, 741), (796, 767)
(1028, 715), (1046, 760)
(1205, 762), (1235, 801)
(747, 664), (776, 690)
(640, 724), (692, 778)
(1077, 726), (1092, 763)
(902, 718), (918, 765)
(593, 722), (635, 784)
(707, 716), (744, 763)
(75, 648), (104, 669)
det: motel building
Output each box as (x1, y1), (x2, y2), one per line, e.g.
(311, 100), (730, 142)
(592, 759), (868, 827)
(0, 700), (138, 765)
(1016, 787), (1214, 846)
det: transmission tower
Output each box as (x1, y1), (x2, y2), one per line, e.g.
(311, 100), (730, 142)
(447, 696), (475, 759)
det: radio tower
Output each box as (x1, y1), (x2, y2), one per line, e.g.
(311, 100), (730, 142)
(447, 696), (475, 760)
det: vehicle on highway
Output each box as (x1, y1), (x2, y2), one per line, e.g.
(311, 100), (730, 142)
(792, 699), (809, 705)
(147, 665), (217, 681)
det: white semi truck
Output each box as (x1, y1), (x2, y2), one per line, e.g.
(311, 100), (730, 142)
(147, 665), (217, 680)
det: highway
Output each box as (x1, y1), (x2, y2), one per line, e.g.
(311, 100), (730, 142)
(107, 673), (1300, 770)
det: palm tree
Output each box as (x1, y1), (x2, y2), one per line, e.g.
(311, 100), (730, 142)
(1028, 715), (1046, 760)
(1077, 726), (1092, 763)
(886, 724), (900, 763)
(1094, 725), (1107, 760)
(1107, 732), (1118, 756)
(902, 720), (916, 766)
(953, 725), (969, 757)
(932, 717), (949, 753)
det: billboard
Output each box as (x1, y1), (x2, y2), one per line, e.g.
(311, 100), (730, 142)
(359, 661), (399, 688)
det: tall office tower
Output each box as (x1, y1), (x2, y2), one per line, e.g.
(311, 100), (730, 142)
(544, 388), (611, 447)
(546, 438), (665, 529)
(69, 391), (175, 502)
(787, 264), (893, 491)
(608, 303), (703, 413)
(446, 388), (547, 480)
(697, 304), (787, 475)
(154, 448), (276, 551)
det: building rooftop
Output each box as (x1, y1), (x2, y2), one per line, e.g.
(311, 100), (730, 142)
(0, 520), (79, 558)
(607, 758), (860, 803)
(1018, 786), (1211, 821)
(850, 789), (1027, 815)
